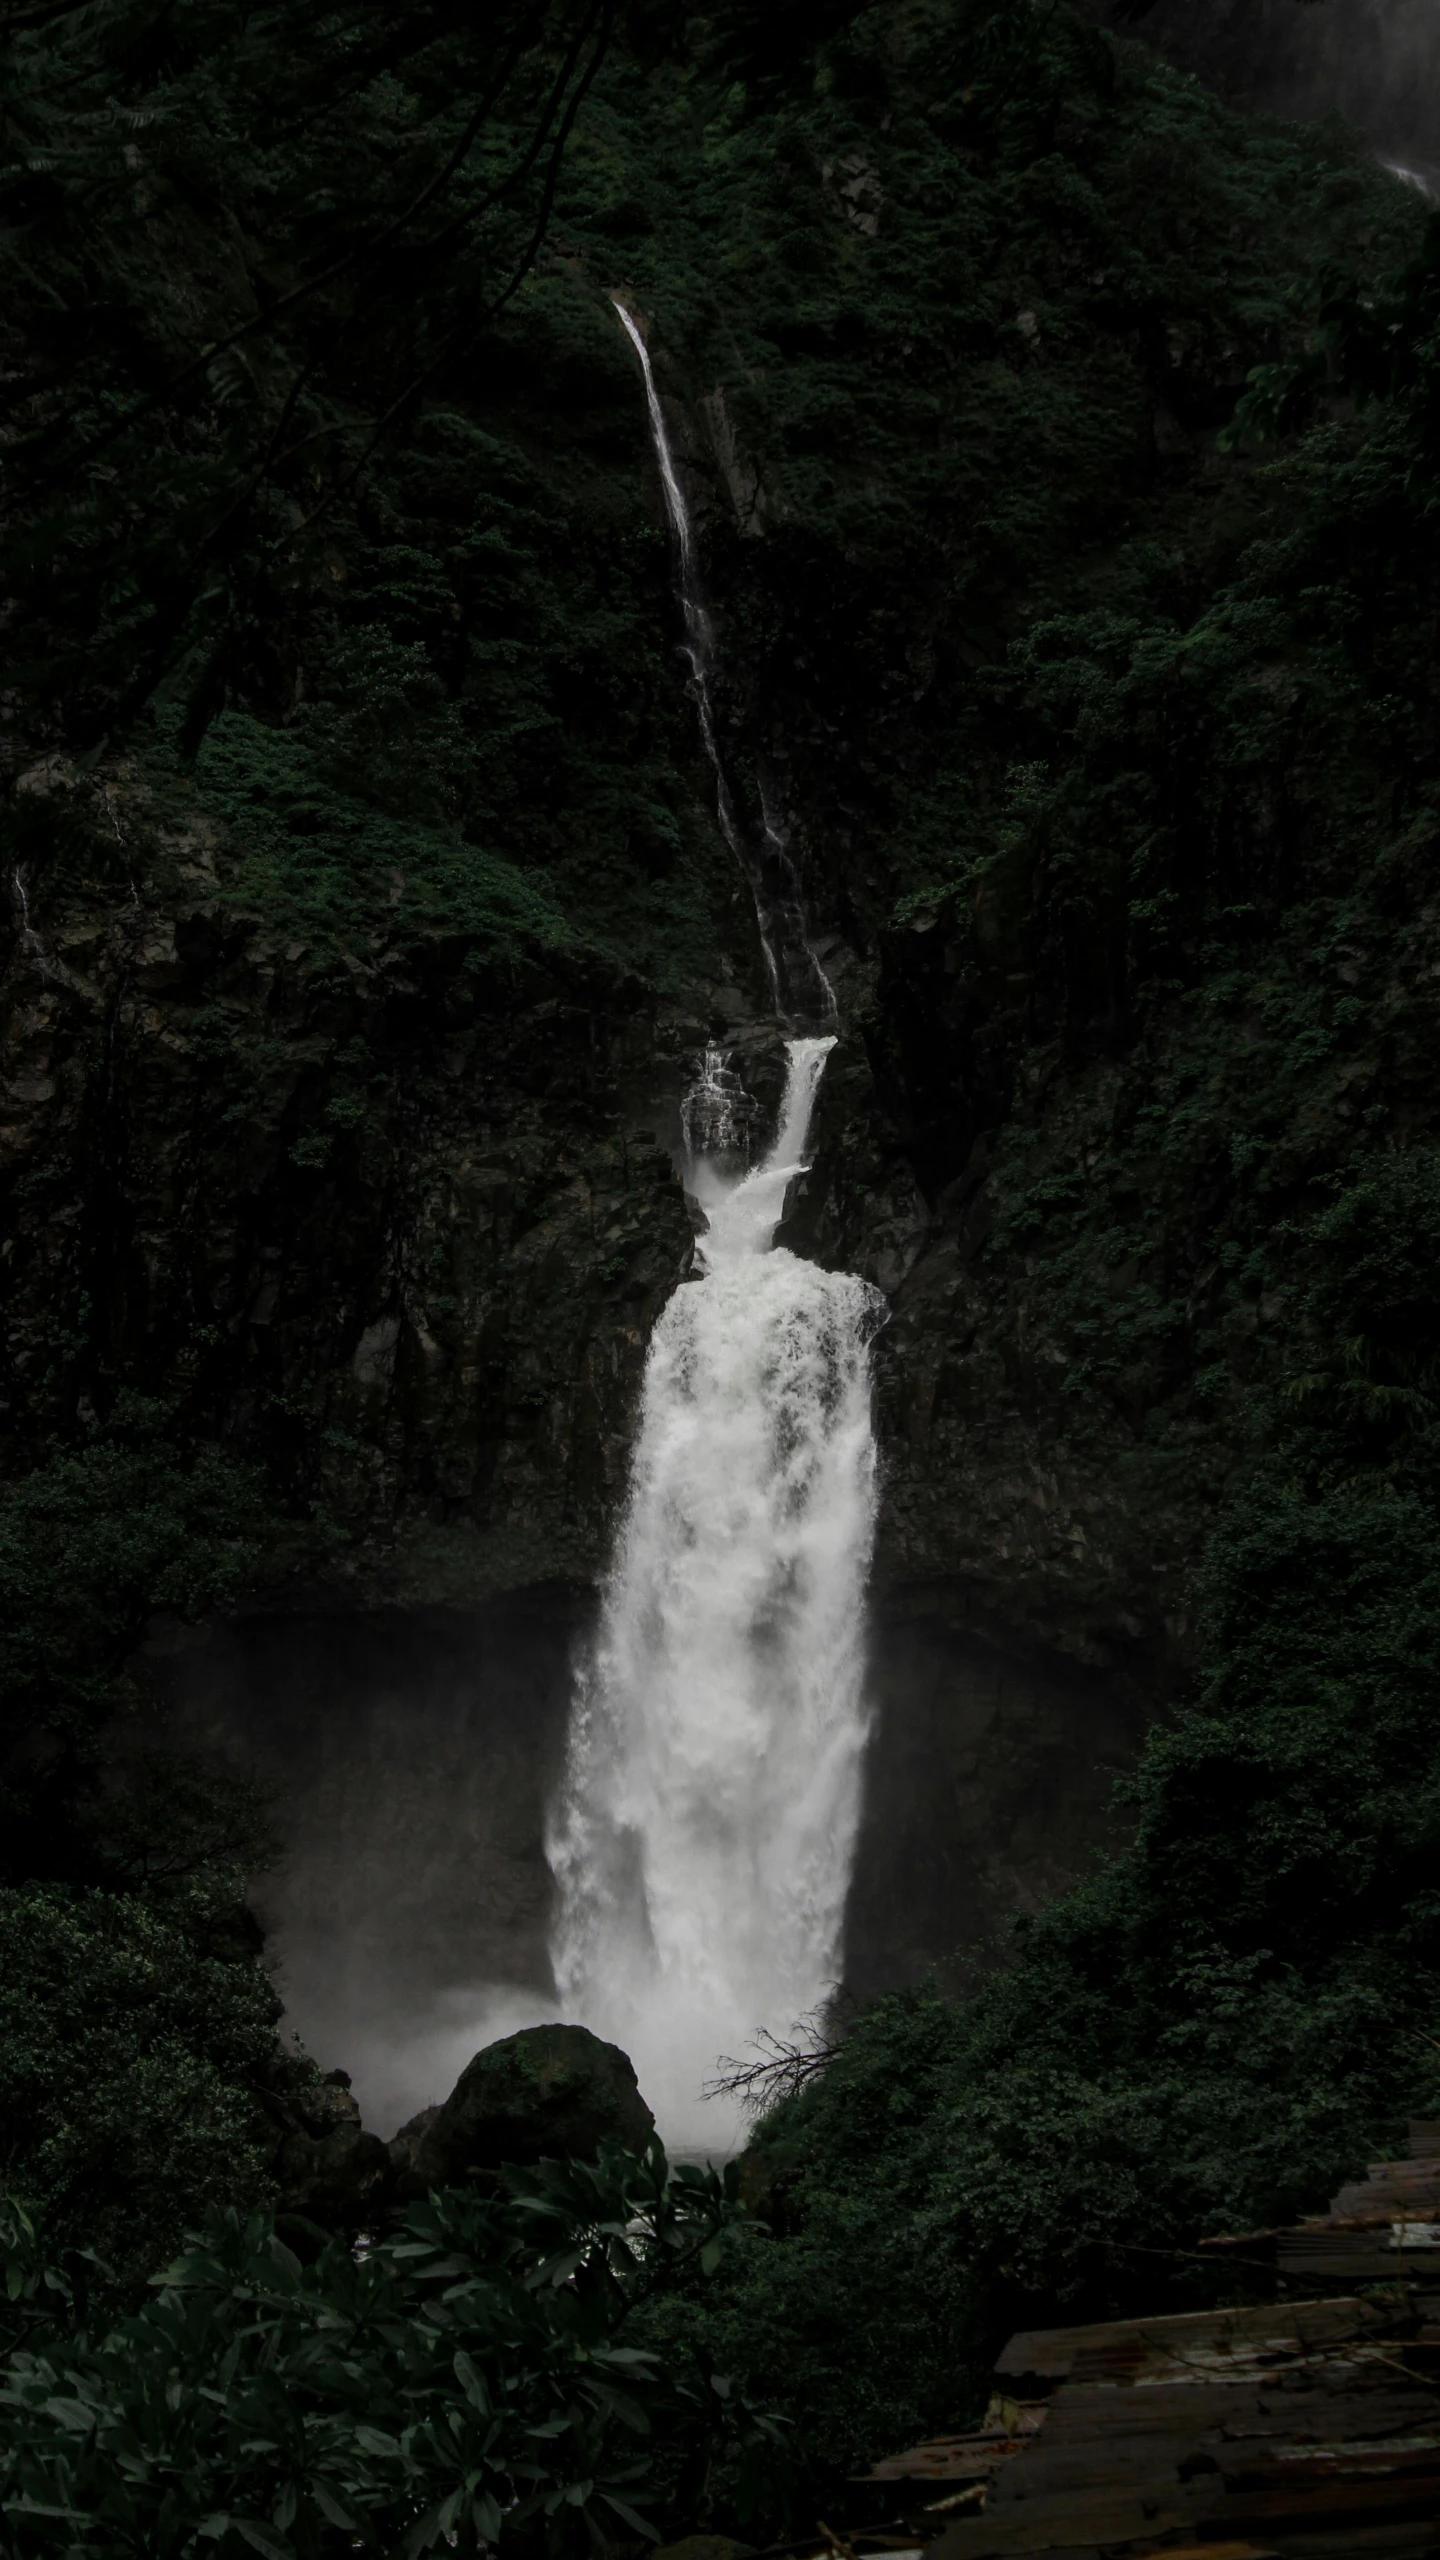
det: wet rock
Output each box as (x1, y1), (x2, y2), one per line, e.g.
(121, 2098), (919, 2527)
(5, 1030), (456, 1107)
(404, 2023), (654, 2192)
(264, 2062), (394, 2231)
(274, 2115), (393, 2228)
(388, 2102), (440, 2180)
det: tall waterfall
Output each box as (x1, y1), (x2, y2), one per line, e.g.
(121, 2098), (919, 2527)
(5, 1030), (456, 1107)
(545, 305), (883, 2151)
(548, 1045), (883, 2147)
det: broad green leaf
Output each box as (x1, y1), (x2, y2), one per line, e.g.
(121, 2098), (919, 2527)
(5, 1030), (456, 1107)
(600, 2490), (662, 2539)
(311, 2481), (361, 2531)
(453, 2349), (490, 2413)
(233, 2523), (296, 2560)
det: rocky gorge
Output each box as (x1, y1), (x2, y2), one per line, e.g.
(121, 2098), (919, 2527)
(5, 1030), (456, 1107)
(8, 11), (1440, 2550)
(5, 0), (1439, 2132)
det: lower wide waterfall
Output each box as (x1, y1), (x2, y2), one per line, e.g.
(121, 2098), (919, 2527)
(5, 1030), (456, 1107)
(547, 1038), (884, 2150)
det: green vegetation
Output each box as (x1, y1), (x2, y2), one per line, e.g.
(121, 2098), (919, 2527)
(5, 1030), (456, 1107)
(6, 0), (1440, 2546)
(0, 0), (740, 983)
(641, 1141), (1440, 2520)
(0, 1883), (284, 2303)
(0, 2150), (776, 2559)
(0, 1404), (309, 2289)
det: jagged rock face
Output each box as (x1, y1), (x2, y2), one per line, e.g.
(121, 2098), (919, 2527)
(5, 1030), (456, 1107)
(0, 908), (701, 1598)
(848, 1604), (1153, 2004)
(2, 880), (1189, 1664)
(266, 2069), (395, 2234)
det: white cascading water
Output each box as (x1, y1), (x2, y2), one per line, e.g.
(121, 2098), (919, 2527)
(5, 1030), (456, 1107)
(548, 1042), (884, 2149)
(10, 869), (46, 973)
(546, 306), (885, 2150)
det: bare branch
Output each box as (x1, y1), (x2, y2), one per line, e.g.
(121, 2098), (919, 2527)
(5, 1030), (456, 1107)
(705, 2006), (847, 2118)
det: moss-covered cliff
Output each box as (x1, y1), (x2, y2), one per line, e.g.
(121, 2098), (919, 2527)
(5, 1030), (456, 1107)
(5, 2), (1426, 1647)
(4, 0), (1440, 2077)
(8, 0), (1440, 2511)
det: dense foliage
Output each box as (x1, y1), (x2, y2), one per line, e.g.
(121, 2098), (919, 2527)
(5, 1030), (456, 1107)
(0, 0), (744, 983)
(1, 0), (620, 752)
(6, 0), (1440, 2543)
(0, 1397), (280, 1881)
(0, 1881), (283, 2300)
(0, 1403), (304, 2285)
(649, 1146), (1440, 2518)
(0, 2148), (776, 2560)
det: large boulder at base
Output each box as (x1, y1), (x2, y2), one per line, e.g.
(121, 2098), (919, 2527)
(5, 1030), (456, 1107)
(403, 2024), (654, 2192)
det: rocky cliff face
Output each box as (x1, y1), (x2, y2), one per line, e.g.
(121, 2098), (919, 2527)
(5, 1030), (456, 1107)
(4, 761), (1161, 2131)
(5, 2), (1436, 2116)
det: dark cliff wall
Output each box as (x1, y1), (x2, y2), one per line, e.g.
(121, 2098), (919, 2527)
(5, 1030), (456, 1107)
(5, 2), (1438, 2104)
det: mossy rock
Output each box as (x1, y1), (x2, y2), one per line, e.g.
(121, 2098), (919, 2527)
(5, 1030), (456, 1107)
(410, 2023), (655, 2188)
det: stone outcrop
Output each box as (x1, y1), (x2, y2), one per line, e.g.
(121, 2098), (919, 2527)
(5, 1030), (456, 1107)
(394, 2025), (655, 2194)
(257, 2029), (657, 2228)
(261, 2065), (394, 2233)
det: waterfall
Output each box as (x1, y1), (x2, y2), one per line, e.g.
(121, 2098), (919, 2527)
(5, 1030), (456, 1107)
(610, 299), (834, 1034)
(680, 1044), (754, 1166)
(547, 1040), (884, 2148)
(543, 301), (887, 2150)
(10, 868), (46, 973)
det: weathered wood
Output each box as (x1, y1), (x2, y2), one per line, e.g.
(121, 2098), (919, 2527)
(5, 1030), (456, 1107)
(864, 2433), (1041, 2485)
(868, 2130), (1440, 2558)
(996, 2294), (1396, 2388)
(929, 2304), (1440, 2557)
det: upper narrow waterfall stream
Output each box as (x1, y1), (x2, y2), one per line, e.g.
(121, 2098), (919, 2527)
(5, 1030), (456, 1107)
(545, 307), (885, 2150)
(609, 297), (834, 1035)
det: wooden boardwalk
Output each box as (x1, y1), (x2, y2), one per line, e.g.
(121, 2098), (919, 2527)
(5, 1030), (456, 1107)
(856, 2124), (1440, 2560)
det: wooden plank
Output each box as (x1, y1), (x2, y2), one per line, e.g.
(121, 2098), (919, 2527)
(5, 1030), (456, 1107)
(881, 2129), (1440, 2560)
(995, 2296), (1378, 2387)
(929, 2480), (1192, 2557)
(1202, 2471), (1440, 2523)
(864, 2434), (1035, 2484)
(1145, 2547), (1277, 2559)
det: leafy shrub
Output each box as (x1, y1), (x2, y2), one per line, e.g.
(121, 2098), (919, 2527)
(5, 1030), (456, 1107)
(660, 1147), (1440, 2518)
(0, 1404), (301, 2289)
(0, 1399), (282, 1887)
(0, 2149), (780, 2560)
(0, 1882), (283, 2300)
